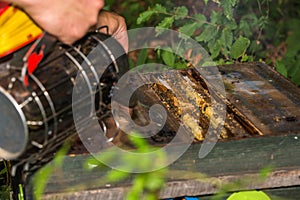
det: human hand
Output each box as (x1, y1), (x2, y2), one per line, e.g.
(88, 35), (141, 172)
(6, 0), (104, 44)
(97, 10), (128, 52)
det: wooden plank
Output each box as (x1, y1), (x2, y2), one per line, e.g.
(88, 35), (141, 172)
(265, 186), (300, 200)
(26, 134), (300, 199)
(168, 134), (300, 176)
(162, 169), (300, 198)
(33, 172), (300, 200)
(219, 62), (300, 136)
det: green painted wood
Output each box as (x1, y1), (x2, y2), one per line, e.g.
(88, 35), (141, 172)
(26, 134), (300, 199)
(168, 134), (300, 176)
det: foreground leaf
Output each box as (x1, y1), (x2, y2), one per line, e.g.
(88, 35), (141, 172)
(230, 36), (250, 59)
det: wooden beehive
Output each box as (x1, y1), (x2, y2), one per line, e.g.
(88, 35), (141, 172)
(25, 62), (300, 199)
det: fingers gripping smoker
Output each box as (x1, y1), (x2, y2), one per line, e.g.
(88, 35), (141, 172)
(0, 32), (129, 169)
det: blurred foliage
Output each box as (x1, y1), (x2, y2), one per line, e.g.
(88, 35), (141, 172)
(0, 186), (10, 200)
(85, 132), (167, 200)
(32, 142), (71, 200)
(104, 0), (158, 28)
(107, 0), (300, 85)
(0, 161), (10, 199)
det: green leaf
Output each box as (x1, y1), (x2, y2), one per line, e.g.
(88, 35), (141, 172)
(230, 36), (250, 59)
(106, 170), (129, 182)
(152, 4), (167, 13)
(202, 61), (216, 67)
(33, 142), (70, 200)
(128, 132), (150, 151)
(174, 6), (188, 20)
(161, 50), (175, 67)
(239, 20), (251, 37)
(291, 72), (300, 86)
(178, 16), (205, 39)
(87, 150), (117, 167)
(131, 175), (145, 192)
(178, 22), (198, 37)
(129, 58), (135, 69)
(137, 10), (155, 24)
(216, 58), (226, 65)
(241, 14), (259, 25)
(286, 30), (300, 56)
(145, 176), (165, 191)
(226, 21), (238, 30)
(239, 14), (258, 37)
(259, 166), (274, 179)
(288, 60), (300, 85)
(209, 40), (222, 59)
(210, 11), (223, 24)
(136, 48), (148, 66)
(241, 54), (249, 62)
(0, 167), (7, 176)
(204, 0), (209, 5)
(225, 60), (234, 64)
(33, 165), (53, 200)
(52, 143), (70, 166)
(155, 16), (175, 35)
(193, 14), (207, 23)
(287, 18), (300, 31)
(195, 25), (218, 42)
(156, 16), (174, 29)
(229, 0), (238, 6)
(174, 62), (187, 69)
(220, 28), (233, 48)
(144, 193), (157, 200)
(221, 0), (233, 19)
(249, 40), (262, 54)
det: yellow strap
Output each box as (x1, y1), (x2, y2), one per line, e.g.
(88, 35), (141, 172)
(0, 6), (42, 57)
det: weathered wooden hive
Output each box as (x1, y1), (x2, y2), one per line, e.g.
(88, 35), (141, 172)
(24, 62), (300, 199)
